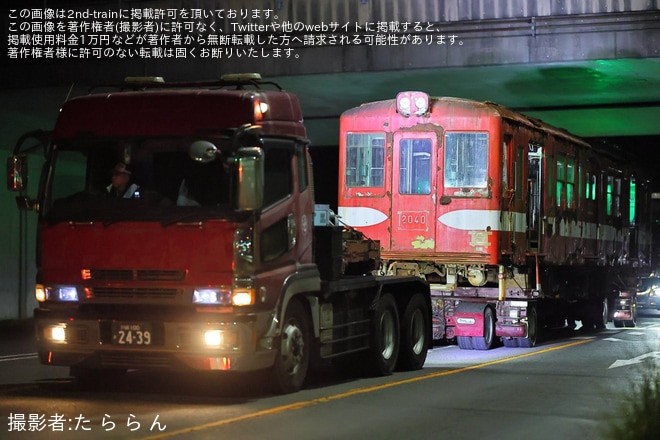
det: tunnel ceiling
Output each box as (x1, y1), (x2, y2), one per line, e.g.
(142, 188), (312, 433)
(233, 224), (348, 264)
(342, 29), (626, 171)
(271, 57), (660, 140)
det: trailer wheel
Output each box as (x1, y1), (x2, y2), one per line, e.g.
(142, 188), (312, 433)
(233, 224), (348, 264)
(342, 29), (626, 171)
(456, 336), (473, 350)
(502, 338), (518, 347)
(397, 293), (429, 370)
(518, 306), (538, 348)
(270, 299), (311, 394)
(368, 294), (400, 376)
(473, 306), (496, 350)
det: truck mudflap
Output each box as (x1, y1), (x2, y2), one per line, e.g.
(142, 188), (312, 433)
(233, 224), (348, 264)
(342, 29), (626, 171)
(452, 301), (488, 337)
(453, 312), (485, 337)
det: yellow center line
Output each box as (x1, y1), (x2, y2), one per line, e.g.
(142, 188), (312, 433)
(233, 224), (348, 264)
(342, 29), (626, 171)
(142, 339), (593, 439)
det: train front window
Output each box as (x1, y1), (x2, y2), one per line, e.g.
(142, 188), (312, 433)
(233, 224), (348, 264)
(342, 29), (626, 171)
(345, 133), (385, 188)
(399, 138), (432, 195)
(444, 132), (489, 188)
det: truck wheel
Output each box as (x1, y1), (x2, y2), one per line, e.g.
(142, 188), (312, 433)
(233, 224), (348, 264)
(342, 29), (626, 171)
(456, 336), (473, 349)
(368, 294), (400, 376)
(270, 299), (311, 394)
(517, 306), (538, 348)
(473, 306), (496, 350)
(397, 293), (429, 371)
(502, 338), (518, 347)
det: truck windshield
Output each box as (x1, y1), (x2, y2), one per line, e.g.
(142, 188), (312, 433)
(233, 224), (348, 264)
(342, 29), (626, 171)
(43, 138), (235, 224)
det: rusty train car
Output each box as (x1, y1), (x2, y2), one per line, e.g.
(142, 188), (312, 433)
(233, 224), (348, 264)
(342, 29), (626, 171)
(337, 91), (652, 349)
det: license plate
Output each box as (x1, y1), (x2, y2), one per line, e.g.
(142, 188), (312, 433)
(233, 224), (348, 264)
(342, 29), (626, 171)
(112, 322), (153, 345)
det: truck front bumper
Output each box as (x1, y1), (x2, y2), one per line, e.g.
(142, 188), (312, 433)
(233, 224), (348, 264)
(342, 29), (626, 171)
(34, 307), (278, 372)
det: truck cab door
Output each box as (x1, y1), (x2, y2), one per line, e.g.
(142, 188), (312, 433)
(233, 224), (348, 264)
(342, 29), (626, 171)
(390, 132), (437, 252)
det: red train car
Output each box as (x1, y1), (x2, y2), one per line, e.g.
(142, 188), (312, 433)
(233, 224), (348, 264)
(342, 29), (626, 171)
(338, 92), (652, 349)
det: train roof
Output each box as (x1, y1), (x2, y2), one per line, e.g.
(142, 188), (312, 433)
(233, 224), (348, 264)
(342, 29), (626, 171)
(343, 95), (591, 148)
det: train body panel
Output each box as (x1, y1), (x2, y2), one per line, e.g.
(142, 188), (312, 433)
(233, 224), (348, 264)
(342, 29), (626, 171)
(338, 92), (652, 348)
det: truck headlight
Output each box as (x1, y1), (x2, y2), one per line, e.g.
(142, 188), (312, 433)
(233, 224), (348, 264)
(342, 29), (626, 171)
(36, 284), (47, 302)
(38, 285), (79, 302)
(192, 286), (255, 306)
(203, 329), (238, 349)
(231, 287), (255, 306)
(44, 324), (68, 343)
(193, 288), (232, 305)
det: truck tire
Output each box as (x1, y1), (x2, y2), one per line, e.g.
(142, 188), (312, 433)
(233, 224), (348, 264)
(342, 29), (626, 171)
(457, 336), (473, 350)
(270, 299), (311, 394)
(502, 338), (518, 347)
(368, 294), (400, 376)
(473, 306), (496, 350)
(397, 293), (429, 370)
(517, 306), (538, 348)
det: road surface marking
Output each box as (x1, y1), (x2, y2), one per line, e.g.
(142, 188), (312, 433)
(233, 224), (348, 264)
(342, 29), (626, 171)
(141, 339), (592, 440)
(0, 353), (38, 362)
(609, 351), (660, 369)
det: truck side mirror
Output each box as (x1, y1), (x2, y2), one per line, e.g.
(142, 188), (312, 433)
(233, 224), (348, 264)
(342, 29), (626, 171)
(188, 140), (220, 163)
(6, 155), (27, 191)
(234, 147), (264, 211)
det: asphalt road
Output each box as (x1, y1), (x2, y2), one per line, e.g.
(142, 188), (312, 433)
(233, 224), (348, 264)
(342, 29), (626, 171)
(1, 312), (659, 440)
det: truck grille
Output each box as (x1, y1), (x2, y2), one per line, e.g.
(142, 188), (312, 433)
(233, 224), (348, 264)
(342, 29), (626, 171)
(89, 269), (186, 282)
(93, 287), (180, 299)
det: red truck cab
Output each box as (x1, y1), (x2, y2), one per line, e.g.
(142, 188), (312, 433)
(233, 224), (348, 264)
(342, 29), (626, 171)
(7, 75), (432, 393)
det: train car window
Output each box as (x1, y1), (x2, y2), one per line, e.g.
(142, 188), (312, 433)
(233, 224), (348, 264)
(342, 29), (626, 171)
(556, 155), (565, 207)
(566, 157), (575, 209)
(578, 164), (583, 204)
(630, 179), (637, 224)
(444, 132), (488, 188)
(345, 133), (385, 188)
(556, 155), (575, 209)
(399, 138), (432, 194)
(614, 177), (621, 217)
(606, 175), (622, 217)
(586, 172), (597, 201)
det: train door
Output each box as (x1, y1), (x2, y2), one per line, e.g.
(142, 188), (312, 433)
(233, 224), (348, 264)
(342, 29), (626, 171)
(527, 144), (543, 251)
(390, 131), (437, 251)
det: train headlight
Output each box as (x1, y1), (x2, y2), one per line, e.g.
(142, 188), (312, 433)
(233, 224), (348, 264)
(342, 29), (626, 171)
(397, 96), (411, 115)
(396, 91), (430, 117)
